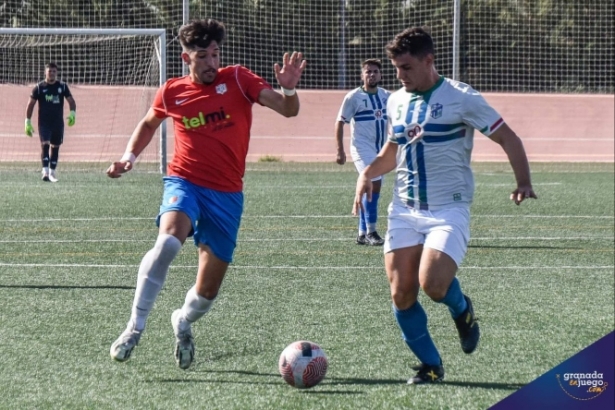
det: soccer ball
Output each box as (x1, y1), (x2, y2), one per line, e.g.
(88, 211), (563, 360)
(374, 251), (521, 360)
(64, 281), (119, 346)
(278, 340), (328, 388)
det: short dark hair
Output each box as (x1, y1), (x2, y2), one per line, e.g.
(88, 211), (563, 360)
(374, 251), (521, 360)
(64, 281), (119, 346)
(385, 27), (434, 59)
(45, 62), (58, 70)
(179, 19), (226, 51)
(361, 58), (382, 70)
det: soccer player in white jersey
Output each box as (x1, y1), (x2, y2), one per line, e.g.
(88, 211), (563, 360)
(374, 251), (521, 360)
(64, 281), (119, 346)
(353, 28), (537, 384)
(336, 59), (391, 246)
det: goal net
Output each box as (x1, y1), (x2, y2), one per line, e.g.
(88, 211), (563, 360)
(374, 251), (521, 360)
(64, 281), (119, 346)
(0, 28), (167, 174)
(1, 1), (612, 94)
(461, 0), (614, 93)
(190, 0), (456, 91)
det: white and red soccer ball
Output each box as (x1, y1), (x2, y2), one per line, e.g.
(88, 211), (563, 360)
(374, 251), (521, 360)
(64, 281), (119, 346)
(278, 340), (328, 388)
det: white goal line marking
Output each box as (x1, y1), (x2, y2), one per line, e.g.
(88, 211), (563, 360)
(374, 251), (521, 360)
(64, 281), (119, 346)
(0, 236), (613, 244)
(0, 214), (613, 223)
(0, 262), (612, 270)
(246, 183), (564, 188)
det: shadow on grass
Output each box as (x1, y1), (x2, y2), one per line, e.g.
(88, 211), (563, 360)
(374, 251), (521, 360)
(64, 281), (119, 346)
(155, 376), (365, 394)
(154, 369), (525, 391)
(329, 378), (524, 391)
(441, 380), (525, 390)
(469, 245), (579, 250)
(156, 369), (405, 387)
(0, 284), (134, 290)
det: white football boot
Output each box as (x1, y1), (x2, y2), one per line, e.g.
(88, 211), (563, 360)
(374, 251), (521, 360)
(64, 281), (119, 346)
(48, 169), (58, 183)
(171, 309), (195, 370)
(110, 323), (142, 362)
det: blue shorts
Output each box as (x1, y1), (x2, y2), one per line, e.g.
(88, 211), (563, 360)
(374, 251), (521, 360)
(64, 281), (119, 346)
(157, 176), (244, 263)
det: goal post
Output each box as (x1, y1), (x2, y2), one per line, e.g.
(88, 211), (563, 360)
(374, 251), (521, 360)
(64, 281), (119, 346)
(0, 28), (168, 174)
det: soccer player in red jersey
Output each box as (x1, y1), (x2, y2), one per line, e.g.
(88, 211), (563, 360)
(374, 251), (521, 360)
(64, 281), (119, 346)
(107, 19), (306, 369)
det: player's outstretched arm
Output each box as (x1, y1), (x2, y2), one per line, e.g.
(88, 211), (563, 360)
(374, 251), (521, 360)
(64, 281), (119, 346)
(352, 141), (397, 215)
(489, 123), (537, 205)
(258, 52), (307, 117)
(107, 108), (163, 178)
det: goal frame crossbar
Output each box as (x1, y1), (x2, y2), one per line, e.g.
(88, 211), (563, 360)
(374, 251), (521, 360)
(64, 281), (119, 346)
(0, 27), (168, 173)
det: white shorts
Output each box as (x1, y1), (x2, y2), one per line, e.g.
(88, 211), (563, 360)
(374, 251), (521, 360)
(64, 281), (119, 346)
(353, 157), (382, 182)
(383, 201), (470, 267)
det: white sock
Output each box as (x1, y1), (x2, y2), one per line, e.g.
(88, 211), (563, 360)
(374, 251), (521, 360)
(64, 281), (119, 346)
(181, 285), (215, 324)
(367, 223), (377, 234)
(129, 234), (182, 330)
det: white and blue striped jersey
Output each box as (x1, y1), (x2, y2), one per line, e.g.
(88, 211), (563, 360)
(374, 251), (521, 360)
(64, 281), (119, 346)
(387, 76), (504, 210)
(337, 87), (391, 161)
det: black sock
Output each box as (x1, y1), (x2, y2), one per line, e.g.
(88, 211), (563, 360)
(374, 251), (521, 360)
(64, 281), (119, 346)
(50, 146), (60, 170)
(41, 144), (50, 168)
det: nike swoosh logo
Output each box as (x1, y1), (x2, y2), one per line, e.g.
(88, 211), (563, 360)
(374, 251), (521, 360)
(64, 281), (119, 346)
(176, 98), (189, 105)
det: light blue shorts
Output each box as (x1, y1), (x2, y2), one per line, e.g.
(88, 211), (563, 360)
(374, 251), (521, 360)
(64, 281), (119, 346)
(157, 176), (244, 263)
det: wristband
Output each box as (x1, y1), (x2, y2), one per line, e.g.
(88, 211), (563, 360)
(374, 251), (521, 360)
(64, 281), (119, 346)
(25, 118), (32, 126)
(281, 87), (296, 96)
(120, 152), (136, 164)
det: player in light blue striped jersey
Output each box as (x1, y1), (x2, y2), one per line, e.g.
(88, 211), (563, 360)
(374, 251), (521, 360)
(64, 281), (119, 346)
(353, 27), (537, 384)
(336, 59), (391, 245)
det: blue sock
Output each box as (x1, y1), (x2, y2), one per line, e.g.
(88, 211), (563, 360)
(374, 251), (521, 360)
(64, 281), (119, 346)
(393, 302), (441, 366)
(437, 277), (468, 319)
(366, 192), (380, 232)
(358, 195), (367, 234)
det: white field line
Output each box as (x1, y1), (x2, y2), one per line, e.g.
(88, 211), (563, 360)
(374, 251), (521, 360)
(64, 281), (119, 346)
(0, 214), (613, 223)
(243, 183), (565, 188)
(0, 262), (612, 270)
(0, 182), (565, 188)
(474, 182), (563, 186)
(0, 236), (613, 244)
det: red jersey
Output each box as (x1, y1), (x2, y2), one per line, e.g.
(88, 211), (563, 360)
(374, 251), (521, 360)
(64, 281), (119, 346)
(152, 65), (271, 191)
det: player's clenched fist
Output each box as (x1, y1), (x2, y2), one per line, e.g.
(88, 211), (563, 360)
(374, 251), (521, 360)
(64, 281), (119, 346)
(107, 152), (136, 178)
(106, 161), (134, 178)
(24, 118), (34, 137)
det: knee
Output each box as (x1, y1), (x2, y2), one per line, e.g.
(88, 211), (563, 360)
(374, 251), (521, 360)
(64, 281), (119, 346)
(195, 284), (219, 301)
(152, 234), (182, 263)
(422, 280), (448, 302)
(391, 287), (417, 311)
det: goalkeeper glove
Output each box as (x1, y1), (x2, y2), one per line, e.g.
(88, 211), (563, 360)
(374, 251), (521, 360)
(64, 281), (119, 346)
(67, 110), (76, 127)
(25, 119), (34, 137)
